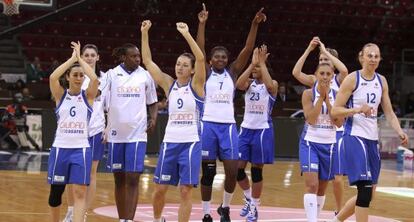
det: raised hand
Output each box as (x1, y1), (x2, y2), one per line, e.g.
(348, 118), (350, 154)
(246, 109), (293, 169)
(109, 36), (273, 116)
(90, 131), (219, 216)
(70, 41), (81, 60)
(141, 20), (152, 32)
(198, 3), (208, 24)
(252, 47), (259, 65)
(318, 81), (329, 100)
(307, 36), (320, 51)
(176, 22), (189, 35)
(253, 7), (267, 24)
(316, 39), (328, 55)
(399, 132), (409, 146)
(257, 44), (270, 64)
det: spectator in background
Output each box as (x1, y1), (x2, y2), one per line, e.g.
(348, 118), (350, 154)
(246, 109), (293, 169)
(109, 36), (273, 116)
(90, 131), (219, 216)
(26, 56), (47, 82)
(156, 87), (168, 114)
(46, 59), (60, 78)
(21, 87), (34, 101)
(0, 72), (7, 90)
(9, 79), (26, 92)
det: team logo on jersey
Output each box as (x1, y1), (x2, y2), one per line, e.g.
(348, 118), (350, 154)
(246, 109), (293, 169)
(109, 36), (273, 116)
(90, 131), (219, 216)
(78, 96), (82, 102)
(209, 93), (231, 104)
(202, 150), (209, 156)
(117, 73), (123, 76)
(310, 163), (318, 170)
(361, 82), (368, 86)
(117, 86), (141, 97)
(112, 163), (122, 169)
(65, 97), (71, 100)
(173, 87), (178, 91)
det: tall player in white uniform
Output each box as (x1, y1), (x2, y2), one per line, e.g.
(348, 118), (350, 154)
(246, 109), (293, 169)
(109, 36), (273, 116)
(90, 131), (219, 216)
(47, 42), (98, 222)
(63, 44), (107, 222)
(196, 4), (266, 221)
(299, 63), (343, 222)
(141, 20), (206, 222)
(331, 43), (408, 222)
(292, 37), (348, 214)
(236, 45), (277, 222)
(105, 43), (158, 222)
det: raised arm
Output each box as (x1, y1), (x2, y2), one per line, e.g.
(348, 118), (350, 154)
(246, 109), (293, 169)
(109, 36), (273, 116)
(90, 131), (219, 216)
(302, 88), (324, 125)
(196, 3), (208, 64)
(73, 41), (99, 103)
(49, 47), (77, 104)
(176, 22), (206, 97)
(331, 73), (370, 119)
(257, 44), (278, 96)
(292, 37), (319, 87)
(235, 64), (253, 91)
(318, 40), (348, 84)
(141, 20), (174, 95)
(230, 8), (266, 77)
(380, 75), (409, 146)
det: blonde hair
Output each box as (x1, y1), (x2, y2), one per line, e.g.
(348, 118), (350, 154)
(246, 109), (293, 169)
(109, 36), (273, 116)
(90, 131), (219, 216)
(357, 43), (380, 66)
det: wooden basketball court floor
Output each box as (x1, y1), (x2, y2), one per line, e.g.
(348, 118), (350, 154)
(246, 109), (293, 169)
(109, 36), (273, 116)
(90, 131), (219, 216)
(0, 154), (413, 222)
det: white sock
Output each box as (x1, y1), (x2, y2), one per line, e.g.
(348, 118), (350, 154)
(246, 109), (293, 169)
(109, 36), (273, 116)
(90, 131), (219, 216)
(202, 201), (211, 215)
(153, 218), (162, 222)
(243, 188), (252, 199)
(304, 193), (318, 222)
(251, 198), (260, 206)
(317, 195), (326, 216)
(222, 191), (234, 207)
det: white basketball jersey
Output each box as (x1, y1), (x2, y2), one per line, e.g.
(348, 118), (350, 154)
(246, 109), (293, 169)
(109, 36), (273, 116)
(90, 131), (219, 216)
(52, 90), (92, 148)
(202, 69), (235, 123)
(330, 74), (344, 131)
(163, 81), (204, 143)
(106, 65), (158, 143)
(303, 86), (337, 144)
(241, 80), (275, 129)
(81, 72), (108, 136)
(345, 71), (383, 140)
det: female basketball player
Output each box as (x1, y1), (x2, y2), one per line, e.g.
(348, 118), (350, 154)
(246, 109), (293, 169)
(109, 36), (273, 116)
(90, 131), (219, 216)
(236, 45), (277, 222)
(48, 41), (99, 222)
(141, 20), (205, 222)
(63, 44), (107, 222)
(196, 4), (266, 221)
(105, 42), (158, 222)
(299, 62), (343, 222)
(331, 44), (408, 222)
(292, 37), (348, 214)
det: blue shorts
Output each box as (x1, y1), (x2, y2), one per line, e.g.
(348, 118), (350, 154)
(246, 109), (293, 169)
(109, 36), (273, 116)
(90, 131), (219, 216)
(299, 139), (335, 181)
(332, 131), (346, 175)
(107, 142), (147, 173)
(89, 132), (105, 161)
(342, 135), (380, 185)
(47, 147), (92, 185)
(154, 142), (201, 186)
(201, 121), (239, 160)
(238, 127), (274, 164)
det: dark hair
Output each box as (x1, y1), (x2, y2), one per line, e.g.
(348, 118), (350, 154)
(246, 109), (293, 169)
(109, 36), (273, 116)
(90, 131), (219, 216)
(60, 63), (81, 88)
(179, 52), (196, 68)
(209, 46), (230, 60)
(82, 44), (101, 77)
(112, 43), (139, 62)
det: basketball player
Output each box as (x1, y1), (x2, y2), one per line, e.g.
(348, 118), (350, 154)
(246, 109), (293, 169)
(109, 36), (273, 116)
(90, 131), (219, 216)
(141, 20), (206, 222)
(105, 43), (158, 222)
(47, 41), (99, 222)
(63, 44), (107, 222)
(196, 4), (266, 221)
(236, 45), (277, 222)
(292, 37), (348, 213)
(330, 43), (408, 222)
(300, 62), (343, 222)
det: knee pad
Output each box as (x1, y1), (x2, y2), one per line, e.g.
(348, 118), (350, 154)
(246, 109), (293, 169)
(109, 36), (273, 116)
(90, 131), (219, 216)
(201, 162), (216, 186)
(48, 184), (66, 207)
(355, 181), (373, 208)
(251, 167), (263, 183)
(237, 168), (247, 181)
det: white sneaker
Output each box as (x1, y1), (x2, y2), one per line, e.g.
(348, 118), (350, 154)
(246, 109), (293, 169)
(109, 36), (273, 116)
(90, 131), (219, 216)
(62, 211), (73, 222)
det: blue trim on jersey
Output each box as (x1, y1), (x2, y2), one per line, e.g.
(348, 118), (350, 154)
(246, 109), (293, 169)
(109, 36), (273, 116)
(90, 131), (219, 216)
(189, 78), (205, 102)
(344, 95), (354, 135)
(168, 80), (176, 97)
(376, 73), (383, 89)
(81, 90), (93, 112)
(334, 74), (340, 87)
(359, 71), (377, 81)
(353, 71), (360, 92)
(120, 63), (135, 75)
(55, 89), (68, 114)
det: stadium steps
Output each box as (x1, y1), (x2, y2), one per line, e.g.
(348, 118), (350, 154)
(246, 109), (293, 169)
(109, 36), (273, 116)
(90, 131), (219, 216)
(0, 39), (26, 74)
